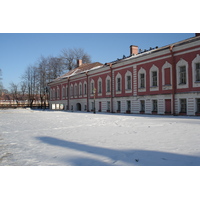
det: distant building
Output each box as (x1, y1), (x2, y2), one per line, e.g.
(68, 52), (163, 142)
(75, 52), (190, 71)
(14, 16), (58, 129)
(48, 34), (200, 116)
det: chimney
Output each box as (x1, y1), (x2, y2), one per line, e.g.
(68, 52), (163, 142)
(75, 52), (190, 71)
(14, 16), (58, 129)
(77, 59), (82, 67)
(130, 45), (138, 56)
(195, 33), (200, 37)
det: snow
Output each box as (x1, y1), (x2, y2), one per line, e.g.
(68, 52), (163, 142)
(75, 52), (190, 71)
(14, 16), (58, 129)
(1, 108), (200, 200)
(1, 108), (200, 166)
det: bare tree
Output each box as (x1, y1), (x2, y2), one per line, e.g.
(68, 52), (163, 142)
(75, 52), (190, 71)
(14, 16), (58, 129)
(61, 48), (91, 70)
(10, 82), (19, 105)
(21, 65), (38, 107)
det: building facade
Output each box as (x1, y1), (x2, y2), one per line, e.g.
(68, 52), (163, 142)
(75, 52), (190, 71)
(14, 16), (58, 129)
(48, 34), (200, 116)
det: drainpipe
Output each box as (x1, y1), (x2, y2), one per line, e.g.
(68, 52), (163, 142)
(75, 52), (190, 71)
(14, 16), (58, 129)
(107, 63), (114, 113)
(169, 45), (176, 115)
(86, 71), (89, 112)
(67, 77), (70, 110)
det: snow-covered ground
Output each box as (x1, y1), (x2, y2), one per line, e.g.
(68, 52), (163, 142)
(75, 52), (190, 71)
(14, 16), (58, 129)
(1, 108), (200, 166)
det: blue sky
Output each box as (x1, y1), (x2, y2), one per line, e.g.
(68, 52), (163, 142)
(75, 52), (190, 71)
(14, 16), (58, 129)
(0, 33), (195, 90)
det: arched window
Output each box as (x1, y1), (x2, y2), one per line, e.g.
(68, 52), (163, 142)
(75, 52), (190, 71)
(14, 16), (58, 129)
(57, 86), (60, 99)
(98, 77), (102, 95)
(115, 73), (122, 94)
(70, 84), (73, 98)
(90, 79), (95, 94)
(125, 70), (132, 93)
(192, 54), (200, 88)
(79, 82), (82, 96)
(138, 67), (146, 92)
(74, 83), (78, 97)
(83, 81), (87, 96)
(162, 61), (172, 90)
(176, 58), (188, 89)
(150, 65), (159, 91)
(62, 86), (66, 99)
(106, 75), (111, 94)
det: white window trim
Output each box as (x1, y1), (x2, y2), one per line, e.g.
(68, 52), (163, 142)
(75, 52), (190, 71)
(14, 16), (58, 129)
(115, 73), (122, 94)
(74, 83), (78, 98)
(90, 79), (95, 96)
(57, 86), (60, 99)
(125, 70), (132, 93)
(70, 84), (73, 98)
(79, 82), (82, 97)
(98, 77), (102, 96)
(162, 61), (172, 90)
(138, 67), (146, 92)
(150, 65), (159, 91)
(106, 75), (111, 95)
(83, 81), (87, 97)
(176, 58), (188, 89)
(192, 54), (200, 88)
(66, 86), (68, 99)
(62, 86), (66, 99)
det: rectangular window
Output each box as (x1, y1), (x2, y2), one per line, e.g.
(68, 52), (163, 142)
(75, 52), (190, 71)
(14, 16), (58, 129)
(84, 84), (87, 95)
(180, 66), (186, 84)
(164, 68), (171, 85)
(196, 63), (200, 81)
(127, 76), (131, 90)
(91, 82), (94, 94)
(117, 101), (121, 111)
(98, 81), (102, 93)
(152, 100), (158, 112)
(107, 79), (110, 92)
(107, 101), (110, 111)
(196, 99), (200, 113)
(152, 71), (157, 86)
(117, 78), (121, 91)
(140, 100), (145, 112)
(180, 99), (187, 113)
(140, 73), (145, 88)
(79, 85), (82, 95)
(127, 100), (131, 111)
(62, 87), (65, 99)
(66, 87), (68, 98)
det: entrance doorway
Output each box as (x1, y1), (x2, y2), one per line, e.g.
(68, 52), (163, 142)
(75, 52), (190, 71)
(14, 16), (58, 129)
(76, 103), (81, 111)
(165, 99), (171, 114)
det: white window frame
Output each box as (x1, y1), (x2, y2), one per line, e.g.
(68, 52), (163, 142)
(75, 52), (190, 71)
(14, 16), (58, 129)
(74, 83), (78, 98)
(90, 79), (95, 95)
(176, 59), (188, 89)
(162, 61), (172, 90)
(98, 77), (102, 96)
(150, 65), (159, 91)
(192, 54), (200, 88)
(125, 71), (132, 93)
(106, 75), (111, 95)
(83, 81), (87, 97)
(138, 67), (146, 92)
(79, 82), (82, 97)
(115, 73), (122, 94)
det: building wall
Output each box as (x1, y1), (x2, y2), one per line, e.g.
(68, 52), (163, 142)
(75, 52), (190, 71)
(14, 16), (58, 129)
(49, 37), (200, 116)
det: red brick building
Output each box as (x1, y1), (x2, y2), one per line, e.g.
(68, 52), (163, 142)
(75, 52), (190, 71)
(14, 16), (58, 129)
(48, 34), (200, 116)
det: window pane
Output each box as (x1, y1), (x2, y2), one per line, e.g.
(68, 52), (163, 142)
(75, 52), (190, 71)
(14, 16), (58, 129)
(196, 63), (200, 81)
(180, 66), (186, 84)
(152, 71), (157, 86)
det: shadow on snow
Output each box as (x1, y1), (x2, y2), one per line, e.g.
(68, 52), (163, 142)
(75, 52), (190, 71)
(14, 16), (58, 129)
(36, 136), (200, 166)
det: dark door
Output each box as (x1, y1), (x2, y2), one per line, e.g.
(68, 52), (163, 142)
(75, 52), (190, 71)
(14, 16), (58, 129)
(165, 99), (171, 114)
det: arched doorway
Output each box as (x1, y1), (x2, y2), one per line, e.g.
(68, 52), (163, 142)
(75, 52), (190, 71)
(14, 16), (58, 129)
(76, 103), (81, 111)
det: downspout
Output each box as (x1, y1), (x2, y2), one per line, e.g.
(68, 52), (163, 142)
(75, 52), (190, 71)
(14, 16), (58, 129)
(86, 71), (89, 112)
(67, 77), (70, 110)
(169, 45), (176, 115)
(107, 63), (114, 113)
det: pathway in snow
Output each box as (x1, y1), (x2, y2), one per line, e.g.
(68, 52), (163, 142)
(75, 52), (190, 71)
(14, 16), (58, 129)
(0, 108), (200, 166)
